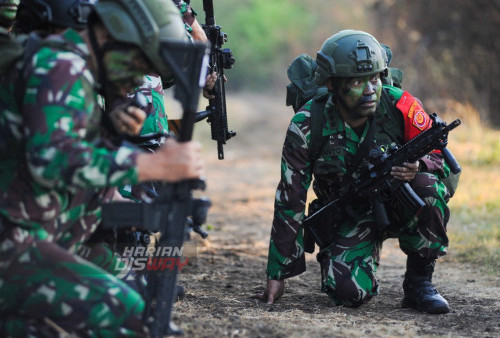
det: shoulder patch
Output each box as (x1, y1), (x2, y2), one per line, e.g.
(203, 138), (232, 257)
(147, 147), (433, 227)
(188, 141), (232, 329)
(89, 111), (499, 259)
(396, 91), (431, 141)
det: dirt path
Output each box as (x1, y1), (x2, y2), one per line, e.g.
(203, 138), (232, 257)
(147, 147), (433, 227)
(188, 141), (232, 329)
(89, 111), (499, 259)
(174, 93), (500, 337)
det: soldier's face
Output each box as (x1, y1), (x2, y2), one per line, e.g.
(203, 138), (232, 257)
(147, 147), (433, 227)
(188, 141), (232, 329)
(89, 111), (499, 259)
(336, 73), (382, 119)
(0, 0), (19, 25)
(103, 48), (150, 97)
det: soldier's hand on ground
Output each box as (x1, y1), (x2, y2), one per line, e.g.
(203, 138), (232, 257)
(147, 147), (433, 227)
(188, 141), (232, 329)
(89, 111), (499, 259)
(391, 160), (420, 181)
(109, 104), (147, 136)
(251, 279), (285, 305)
(137, 138), (204, 182)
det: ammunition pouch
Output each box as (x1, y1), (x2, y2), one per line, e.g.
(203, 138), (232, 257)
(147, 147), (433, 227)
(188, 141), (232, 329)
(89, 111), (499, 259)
(304, 199), (341, 251)
(304, 199), (322, 253)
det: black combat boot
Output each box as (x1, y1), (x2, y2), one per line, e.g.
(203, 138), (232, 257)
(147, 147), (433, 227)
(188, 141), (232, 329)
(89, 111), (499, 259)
(402, 254), (450, 314)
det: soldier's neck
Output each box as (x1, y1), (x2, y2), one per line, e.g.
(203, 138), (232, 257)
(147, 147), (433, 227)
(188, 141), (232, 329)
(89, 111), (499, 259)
(338, 108), (368, 129)
(80, 24), (110, 78)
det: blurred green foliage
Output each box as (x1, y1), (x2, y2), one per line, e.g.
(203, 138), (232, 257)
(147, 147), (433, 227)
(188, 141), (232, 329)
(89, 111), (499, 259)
(197, 0), (315, 90)
(192, 0), (373, 90)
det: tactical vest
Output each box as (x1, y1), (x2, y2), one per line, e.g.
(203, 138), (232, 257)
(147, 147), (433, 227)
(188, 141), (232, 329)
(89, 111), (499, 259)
(310, 85), (405, 202)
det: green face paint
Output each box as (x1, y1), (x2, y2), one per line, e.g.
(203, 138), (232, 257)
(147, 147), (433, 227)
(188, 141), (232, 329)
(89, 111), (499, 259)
(103, 48), (150, 97)
(337, 73), (382, 119)
(0, 0), (19, 26)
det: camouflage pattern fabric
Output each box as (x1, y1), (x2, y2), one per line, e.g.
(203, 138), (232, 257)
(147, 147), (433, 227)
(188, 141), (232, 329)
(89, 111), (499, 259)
(0, 226), (146, 336)
(131, 74), (169, 145)
(0, 28), (140, 231)
(172, 0), (196, 33)
(0, 28), (148, 335)
(266, 85), (451, 307)
(119, 74), (168, 201)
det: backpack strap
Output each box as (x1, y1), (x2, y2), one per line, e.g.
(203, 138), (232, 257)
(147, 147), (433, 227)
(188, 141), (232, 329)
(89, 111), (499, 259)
(309, 93), (329, 162)
(380, 86), (400, 118)
(14, 33), (44, 109)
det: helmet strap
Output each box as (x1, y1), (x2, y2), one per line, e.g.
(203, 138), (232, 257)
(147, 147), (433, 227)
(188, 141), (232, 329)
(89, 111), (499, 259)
(87, 11), (108, 98)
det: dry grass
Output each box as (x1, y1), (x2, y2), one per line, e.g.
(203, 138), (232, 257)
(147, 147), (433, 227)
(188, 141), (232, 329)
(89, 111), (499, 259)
(423, 99), (500, 271)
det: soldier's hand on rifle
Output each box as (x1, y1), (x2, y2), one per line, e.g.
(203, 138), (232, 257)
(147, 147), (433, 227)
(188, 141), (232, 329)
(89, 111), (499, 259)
(203, 71), (217, 99)
(391, 160), (420, 182)
(109, 104), (147, 136)
(190, 18), (208, 41)
(251, 279), (285, 305)
(136, 138), (204, 182)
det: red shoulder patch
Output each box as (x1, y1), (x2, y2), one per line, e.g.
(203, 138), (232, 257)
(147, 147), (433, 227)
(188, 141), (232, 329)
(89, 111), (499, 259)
(396, 91), (432, 142)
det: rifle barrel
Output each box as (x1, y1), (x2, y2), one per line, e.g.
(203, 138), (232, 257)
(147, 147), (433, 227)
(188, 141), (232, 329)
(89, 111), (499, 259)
(203, 0), (215, 25)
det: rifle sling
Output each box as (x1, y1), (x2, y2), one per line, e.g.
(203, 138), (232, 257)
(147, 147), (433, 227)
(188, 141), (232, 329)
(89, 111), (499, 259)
(345, 113), (376, 179)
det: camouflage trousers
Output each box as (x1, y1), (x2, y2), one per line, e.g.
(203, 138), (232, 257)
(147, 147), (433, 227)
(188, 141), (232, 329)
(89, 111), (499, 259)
(318, 172), (450, 307)
(0, 225), (148, 337)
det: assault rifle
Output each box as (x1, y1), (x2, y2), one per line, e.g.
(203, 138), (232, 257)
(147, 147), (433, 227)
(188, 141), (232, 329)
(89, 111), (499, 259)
(196, 0), (236, 160)
(303, 114), (461, 249)
(101, 41), (211, 336)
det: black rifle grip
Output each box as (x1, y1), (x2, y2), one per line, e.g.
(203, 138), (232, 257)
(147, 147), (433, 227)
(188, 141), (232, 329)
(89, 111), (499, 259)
(372, 199), (390, 230)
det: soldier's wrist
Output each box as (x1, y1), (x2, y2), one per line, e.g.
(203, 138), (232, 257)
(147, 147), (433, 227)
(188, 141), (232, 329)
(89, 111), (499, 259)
(417, 159), (426, 172)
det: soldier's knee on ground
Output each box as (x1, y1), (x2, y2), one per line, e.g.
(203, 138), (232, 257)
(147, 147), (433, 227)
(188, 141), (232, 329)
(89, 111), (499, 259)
(324, 278), (374, 307)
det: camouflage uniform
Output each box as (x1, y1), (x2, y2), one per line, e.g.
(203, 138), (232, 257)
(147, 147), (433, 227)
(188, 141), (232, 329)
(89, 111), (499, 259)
(135, 74), (169, 138)
(0, 29), (147, 336)
(267, 85), (451, 307)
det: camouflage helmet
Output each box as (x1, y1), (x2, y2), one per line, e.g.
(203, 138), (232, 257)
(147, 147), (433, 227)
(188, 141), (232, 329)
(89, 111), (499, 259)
(314, 30), (388, 85)
(15, 0), (95, 33)
(94, 0), (188, 77)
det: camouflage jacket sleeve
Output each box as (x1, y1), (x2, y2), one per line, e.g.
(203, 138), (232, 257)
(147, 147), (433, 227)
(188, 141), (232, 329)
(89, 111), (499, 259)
(22, 43), (140, 190)
(385, 85), (447, 176)
(172, 0), (196, 27)
(267, 104), (314, 280)
(395, 89), (447, 175)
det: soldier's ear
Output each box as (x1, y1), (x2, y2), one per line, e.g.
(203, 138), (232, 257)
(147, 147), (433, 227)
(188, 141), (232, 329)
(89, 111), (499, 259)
(326, 78), (334, 91)
(326, 77), (338, 92)
(91, 21), (113, 45)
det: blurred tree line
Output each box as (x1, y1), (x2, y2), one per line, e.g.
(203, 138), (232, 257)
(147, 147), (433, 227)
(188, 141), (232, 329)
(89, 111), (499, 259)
(193, 0), (499, 126)
(372, 0), (500, 126)
(194, 0), (373, 89)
